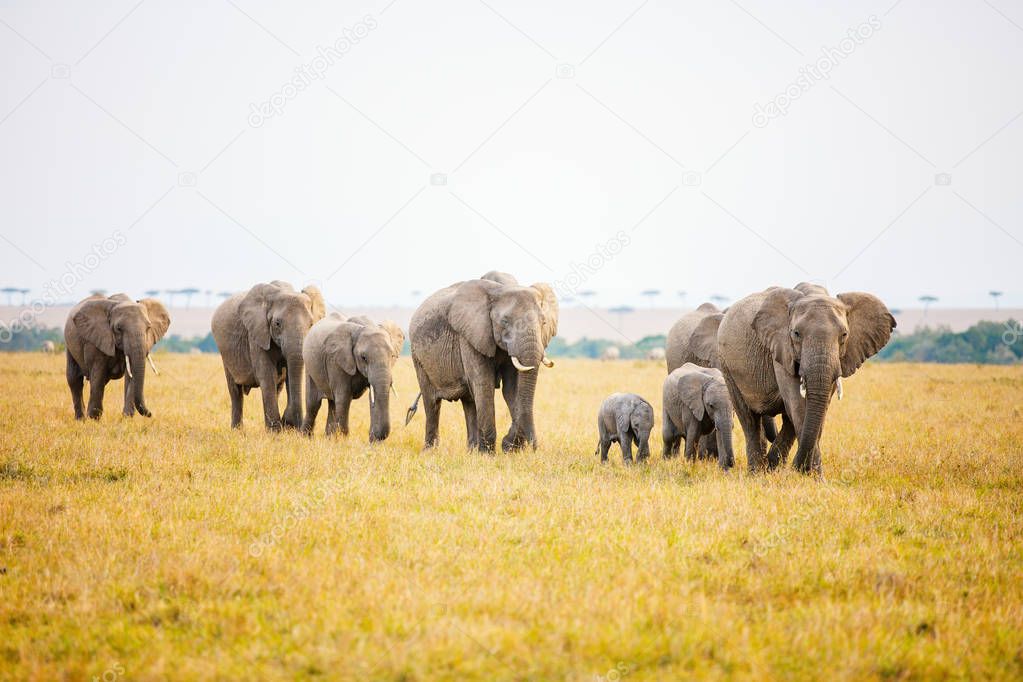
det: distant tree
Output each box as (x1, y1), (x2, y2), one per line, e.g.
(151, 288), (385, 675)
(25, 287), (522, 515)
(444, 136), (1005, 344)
(144, 289), (160, 298)
(990, 290), (1003, 311)
(919, 295), (938, 318)
(1, 287), (18, 305)
(710, 294), (729, 307)
(677, 290), (687, 304)
(217, 291), (233, 300)
(179, 287), (200, 308)
(204, 289), (213, 307)
(578, 290), (596, 304)
(640, 289), (660, 308)
(165, 289), (178, 306)
(609, 305), (634, 329)
(18, 288), (29, 304)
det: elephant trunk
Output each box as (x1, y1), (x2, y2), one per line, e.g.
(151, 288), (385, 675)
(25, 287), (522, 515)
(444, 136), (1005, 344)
(283, 348), (305, 429)
(126, 342), (150, 417)
(510, 335), (542, 449)
(368, 367), (392, 442)
(714, 411), (734, 470)
(793, 350), (835, 473)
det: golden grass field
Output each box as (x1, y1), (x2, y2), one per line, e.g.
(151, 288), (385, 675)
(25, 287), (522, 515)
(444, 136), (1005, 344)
(1, 353), (1022, 680)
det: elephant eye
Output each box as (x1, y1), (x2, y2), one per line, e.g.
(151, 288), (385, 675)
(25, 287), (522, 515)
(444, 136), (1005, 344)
(792, 329), (801, 339)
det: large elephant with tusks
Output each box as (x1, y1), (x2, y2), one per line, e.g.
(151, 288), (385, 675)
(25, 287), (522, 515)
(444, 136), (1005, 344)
(407, 275), (558, 452)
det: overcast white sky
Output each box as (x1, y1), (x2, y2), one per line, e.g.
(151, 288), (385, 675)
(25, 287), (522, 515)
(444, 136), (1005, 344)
(1, 0), (1021, 310)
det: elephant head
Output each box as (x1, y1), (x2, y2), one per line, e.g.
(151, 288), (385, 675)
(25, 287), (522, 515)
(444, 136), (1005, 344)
(73, 296), (170, 416)
(327, 319), (404, 442)
(679, 365), (734, 468)
(240, 282), (325, 427)
(753, 288), (895, 471)
(449, 279), (559, 447)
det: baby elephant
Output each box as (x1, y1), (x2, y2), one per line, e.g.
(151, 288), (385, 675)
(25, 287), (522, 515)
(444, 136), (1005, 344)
(302, 313), (404, 442)
(662, 363), (735, 469)
(595, 393), (654, 463)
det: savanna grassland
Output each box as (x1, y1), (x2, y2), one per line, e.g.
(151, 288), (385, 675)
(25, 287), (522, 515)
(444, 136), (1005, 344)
(1, 353), (1022, 681)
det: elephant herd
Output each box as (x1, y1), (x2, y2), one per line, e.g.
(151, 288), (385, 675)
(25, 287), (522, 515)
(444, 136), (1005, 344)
(62, 275), (895, 474)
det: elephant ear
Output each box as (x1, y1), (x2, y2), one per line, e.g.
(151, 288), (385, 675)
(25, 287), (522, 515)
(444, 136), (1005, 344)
(302, 285), (326, 322)
(240, 284), (275, 352)
(752, 287), (801, 376)
(531, 282), (559, 347)
(325, 322), (361, 375)
(380, 320), (405, 359)
(448, 280), (497, 357)
(679, 371), (708, 421)
(73, 299), (116, 356)
(139, 298), (170, 348)
(689, 312), (723, 366)
(837, 292), (896, 377)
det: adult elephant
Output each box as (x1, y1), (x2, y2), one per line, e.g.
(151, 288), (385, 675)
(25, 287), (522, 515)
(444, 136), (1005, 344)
(717, 286), (895, 474)
(64, 293), (170, 419)
(666, 302), (776, 452)
(408, 278), (558, 452)
(301, 313), (404, 441)
(211, 281), (325, 431)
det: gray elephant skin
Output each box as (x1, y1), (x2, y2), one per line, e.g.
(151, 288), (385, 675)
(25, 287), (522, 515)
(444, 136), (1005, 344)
(211, 281), (325, 431)
(717, 285), (895, 473)
(64, 293), (170, 419)
(595, 393), (654, 463)
(408, 273), (558, 452)
(662, 363), (735, 468)
(301, 313), (404, 442)
(665, 302), (776, 454)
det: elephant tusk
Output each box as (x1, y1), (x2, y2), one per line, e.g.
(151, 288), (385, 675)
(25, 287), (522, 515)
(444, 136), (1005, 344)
(511, 356), (535, 372)
(836, 377), (844, 400)
(147, 353), (159, 376)
(541, 355), (554, 368)
(125, 354), (133, 379)
(799, 376), (806, 399)
(369, 384), (375, 406)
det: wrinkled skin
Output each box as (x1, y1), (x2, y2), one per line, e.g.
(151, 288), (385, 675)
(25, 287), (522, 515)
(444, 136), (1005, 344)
(211, 281), (325, 431)
(64, 294), (170, 420)
(662, 363), (735, 469)
(301, 313), (404, 442)
(595, 392), (654, 464)
(409, 277), (558, 453)
(665, 302), (775, 454)
(717, 286), (895, 474)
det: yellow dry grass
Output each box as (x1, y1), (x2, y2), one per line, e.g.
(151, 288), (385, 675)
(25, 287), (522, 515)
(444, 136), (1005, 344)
(1, 353), (1022, 681)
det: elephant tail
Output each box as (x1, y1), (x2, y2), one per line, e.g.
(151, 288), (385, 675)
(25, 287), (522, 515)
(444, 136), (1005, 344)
(405, 392), (422, 426)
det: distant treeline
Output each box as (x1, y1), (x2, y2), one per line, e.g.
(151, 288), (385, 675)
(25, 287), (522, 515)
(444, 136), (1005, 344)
(3, 320), (1021, 364)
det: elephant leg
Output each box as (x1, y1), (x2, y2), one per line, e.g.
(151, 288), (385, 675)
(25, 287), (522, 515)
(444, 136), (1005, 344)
(725, 374), (766, 472)
(86, 364), (108, 420)
(302, 374), (321, 436)
(461, 398), (479, 450)
(697, 433), (717, 460)
(762, 415), (778, 444)
(619, 429), (634, 464)
(472, 381), (497, 453)
(683, 420), (700, 463)
(224, 367), (244, 429)
(67, 351), (85, 420)
(662, 408), (681, 458)
(253, 354), (283, 431)
(413, 359), (442, 449)
(330, 386), (351, 437)
(766, 412), (796, 469)
(635, 429), (651, 462)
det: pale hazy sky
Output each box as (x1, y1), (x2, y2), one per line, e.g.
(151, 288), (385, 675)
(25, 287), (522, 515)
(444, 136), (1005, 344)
(1, 0), (1021, 310)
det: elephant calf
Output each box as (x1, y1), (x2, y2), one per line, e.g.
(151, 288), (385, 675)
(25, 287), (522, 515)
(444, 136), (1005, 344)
(595, 393), (654, 464)
(301, 313), (404, 442)
(662, 363), (735, 469)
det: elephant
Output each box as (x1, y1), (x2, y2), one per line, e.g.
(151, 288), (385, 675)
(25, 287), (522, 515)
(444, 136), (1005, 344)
(600, 346), (620, 361)
(211, 281), (325, 431)
(41, 340), (56, 353)
(665, 302), (775, 455)
(408, 277), (559, 452)
(717, 286), (895, 474)
(646, 347), (666, 361)
(301, 313), (404, 441)
(662, 363), (735, 468)
(480, 270), (519, 286)
(595, 392), (654, 463)
(64, 293), (170, 419)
